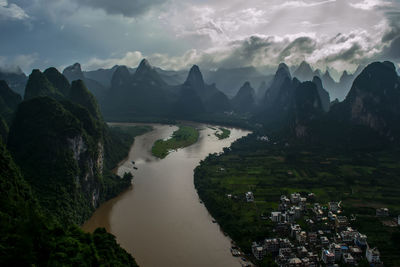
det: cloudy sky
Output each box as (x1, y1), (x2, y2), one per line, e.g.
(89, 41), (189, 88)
(0, 0), (399, 74)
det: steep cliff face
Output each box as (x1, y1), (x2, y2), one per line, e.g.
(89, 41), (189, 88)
(292, 81), (324, 137)
(312, 76), (330, 112)
(0, 115), (8, 142)
(63, 63), (85, 81)
(0, 139), (137, 266)
(264, 63), (292, 106)
(342, 61), (400, 141)
(104, 59), (169, 118)
(173, 65), (230, 117)
(293, 61), (314, 81)
(258, 68), (298, 127)
(67, 134), (104, 208)
(7, 97), (104, 224)
(69, 79), (102, 120)
(63, 63), (107, 101)
(111, 65), (131, 88)
(232, 81), (256, 113)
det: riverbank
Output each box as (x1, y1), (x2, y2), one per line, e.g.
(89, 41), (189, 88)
(107, 124), (153, 172)
(107, 125), (154, 168)
(83, 123), (250, 267)
(194, 134), (400, 266)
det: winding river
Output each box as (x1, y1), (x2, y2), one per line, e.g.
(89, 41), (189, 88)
(83, 123), (250, 267)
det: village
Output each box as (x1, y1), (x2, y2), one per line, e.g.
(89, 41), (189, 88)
(245, 191), (386, 267)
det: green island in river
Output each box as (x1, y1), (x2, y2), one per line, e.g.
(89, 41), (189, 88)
(152, 125), (199, 158)
(215, 127), (231, 140)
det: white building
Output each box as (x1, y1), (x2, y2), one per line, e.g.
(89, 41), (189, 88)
(329, 243), (342, 262)
(271, 211), (282, 222)
(321, 249), (335, 265)
(343, 253), (355, 265)
(292, 206), (302, 219)
(291, 224), (301, 238)
(257, 136), (269, 142)
(320, 236), (330, 246)
(376, 208), (389, 217)
(245, 191), (254, 202)
(286, 211), (296, 223)
(355, 233), (367, 247)
(366, 246), (381, 264)
(296, 231), (307, 244)
(290, 193), (301, 204)
(252, 242), (266, 260)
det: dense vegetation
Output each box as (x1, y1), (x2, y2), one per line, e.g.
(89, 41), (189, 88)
(152, 125), (199, 158)
(0, 80), (21, 124)
(215, 127), (231, 140)
(1, 59), (399, 266)
(0, 69), (147, 265)
(194, 133), (400, 266)
(0, 140), (138, 266)
(8, 96), (103, 225)
(6, 69), (152, 226)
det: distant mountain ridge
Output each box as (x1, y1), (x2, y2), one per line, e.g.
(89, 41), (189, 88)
(271, 61), (400, 145)
(73, 64), (272, 99)
(171, 64), (231, 118)
(102, 60), (232, 121)
(103, 60), (170, 119)
(263, 63), (293, 107)
(36, 59), (397, 135)
(62, 60), (369, 108)
(232, 81), (256, 113)
(0, 67), (27, 96)
(63, 63), (107, 101)
(292, 61), (362, 101)
(203, 66), (273, 97)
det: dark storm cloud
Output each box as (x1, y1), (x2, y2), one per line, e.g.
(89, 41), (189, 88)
(386, 36), (400, 59)
(1, 0), (399, 74)
(325, 43), (364, 62)
(235, 36), (275, 58)
(382, 11), (400, 42)
(382, 11), (400, 43)
(381, 36), (400, 60)
(194, 35), (319, 69)
(376, 8), (400, 62)
(215, 36), (277, 67)
(279, 37), (317, 59)
(73, 0), (167, 17)
(331, 33), (357, 44)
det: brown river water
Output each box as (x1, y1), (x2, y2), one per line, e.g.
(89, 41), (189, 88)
(82, 123), (250, 267)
